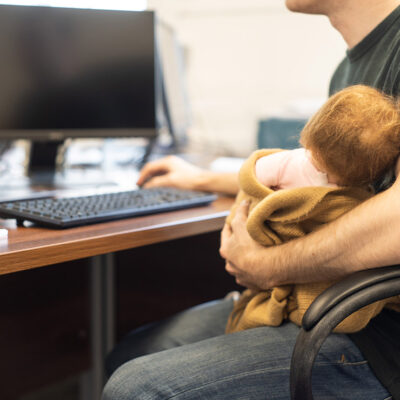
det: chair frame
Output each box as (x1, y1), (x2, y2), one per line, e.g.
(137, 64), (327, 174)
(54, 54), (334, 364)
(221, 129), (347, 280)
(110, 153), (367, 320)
(290, 265), (400, 400)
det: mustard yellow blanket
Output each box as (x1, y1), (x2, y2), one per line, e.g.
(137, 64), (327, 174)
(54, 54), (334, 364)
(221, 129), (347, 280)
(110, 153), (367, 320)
(225, 149), (400, 334)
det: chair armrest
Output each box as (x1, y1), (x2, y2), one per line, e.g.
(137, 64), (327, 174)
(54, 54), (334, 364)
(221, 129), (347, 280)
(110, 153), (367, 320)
(290, 264), (400, 400)
(302, 265), (400, 331)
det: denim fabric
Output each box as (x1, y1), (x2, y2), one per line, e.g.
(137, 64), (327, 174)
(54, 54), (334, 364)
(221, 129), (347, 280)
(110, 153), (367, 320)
(103, 299), (391, 400)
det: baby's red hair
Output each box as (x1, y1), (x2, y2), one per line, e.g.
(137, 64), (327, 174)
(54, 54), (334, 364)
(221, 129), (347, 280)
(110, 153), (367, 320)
(300, 85), (400, 186)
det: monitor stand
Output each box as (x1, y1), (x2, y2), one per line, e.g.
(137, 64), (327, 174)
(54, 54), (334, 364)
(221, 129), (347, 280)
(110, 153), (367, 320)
(28, 140), (62, 187)
(27, 140), (118, 190)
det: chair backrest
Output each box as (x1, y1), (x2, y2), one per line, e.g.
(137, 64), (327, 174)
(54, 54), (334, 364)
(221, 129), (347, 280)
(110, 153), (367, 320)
(257, 117), (307, 149)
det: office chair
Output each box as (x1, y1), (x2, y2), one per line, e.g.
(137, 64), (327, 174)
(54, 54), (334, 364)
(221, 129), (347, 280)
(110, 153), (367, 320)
(257, 117), (307, 150)
(290, 264), (400, 400)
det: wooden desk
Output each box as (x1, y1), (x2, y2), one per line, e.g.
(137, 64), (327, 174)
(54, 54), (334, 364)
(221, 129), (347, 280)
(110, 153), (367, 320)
(0, 196), (233, 275)
(0, 196), (235, 400)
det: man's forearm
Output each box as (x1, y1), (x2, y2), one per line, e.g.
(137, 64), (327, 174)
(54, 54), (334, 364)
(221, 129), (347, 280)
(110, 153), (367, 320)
(194, 171), (239, 196)
(268, 179), (400, 286)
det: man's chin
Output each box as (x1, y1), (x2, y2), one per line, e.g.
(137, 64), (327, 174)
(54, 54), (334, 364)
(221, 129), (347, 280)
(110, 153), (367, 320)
(285, 0), (326, 15)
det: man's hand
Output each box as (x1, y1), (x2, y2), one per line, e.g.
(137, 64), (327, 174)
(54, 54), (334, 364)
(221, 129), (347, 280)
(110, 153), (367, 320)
(220, 200), (273, 291)
(137, 155), (206, 191)
(221, 157), (400, 291)
(137, 155), (240, 195)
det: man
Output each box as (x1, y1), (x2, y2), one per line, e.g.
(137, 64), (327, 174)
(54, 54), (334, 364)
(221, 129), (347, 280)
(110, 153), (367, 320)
(103, 0), (400, 398)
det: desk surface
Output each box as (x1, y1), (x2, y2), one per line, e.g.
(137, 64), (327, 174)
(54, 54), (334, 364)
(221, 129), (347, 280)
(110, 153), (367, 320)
(0, 196), (233, 276)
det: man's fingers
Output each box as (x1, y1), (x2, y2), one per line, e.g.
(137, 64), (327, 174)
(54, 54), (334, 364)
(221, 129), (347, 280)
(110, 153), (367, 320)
(222, 222), (232, 236)
(137, 159), (170, 186)
(231, 200), (250, 230)
(237, 200), (250, 218)
(219, 223), (232, 259)
(142, 175), (171, 188)
(225, 261), (237, 276)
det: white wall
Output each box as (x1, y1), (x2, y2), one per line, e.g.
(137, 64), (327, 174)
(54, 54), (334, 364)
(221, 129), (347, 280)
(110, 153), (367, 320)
(148, 0), (347, 156)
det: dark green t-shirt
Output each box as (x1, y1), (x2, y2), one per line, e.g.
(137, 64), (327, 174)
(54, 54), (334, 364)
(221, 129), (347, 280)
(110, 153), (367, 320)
(329, 6), (400, 97)
(328, 6), (400, 399)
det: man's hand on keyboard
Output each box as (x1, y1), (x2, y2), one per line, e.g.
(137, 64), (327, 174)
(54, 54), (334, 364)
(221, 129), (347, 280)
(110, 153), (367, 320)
(137, 156), (206, 191)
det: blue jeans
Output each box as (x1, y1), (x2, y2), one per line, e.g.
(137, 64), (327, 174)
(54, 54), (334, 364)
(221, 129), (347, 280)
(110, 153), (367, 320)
(103, 299), (391, 400)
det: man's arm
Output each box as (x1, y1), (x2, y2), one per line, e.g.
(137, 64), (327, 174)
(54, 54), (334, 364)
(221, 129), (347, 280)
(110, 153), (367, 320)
(220, 159), (400, 289)
(137, 155), (240, 195)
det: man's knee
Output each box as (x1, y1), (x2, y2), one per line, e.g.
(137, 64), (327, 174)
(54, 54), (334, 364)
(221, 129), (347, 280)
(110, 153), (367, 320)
(103, 360), (145, 400)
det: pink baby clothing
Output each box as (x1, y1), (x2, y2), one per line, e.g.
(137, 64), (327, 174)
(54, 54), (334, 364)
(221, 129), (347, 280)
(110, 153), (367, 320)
(255, 148), (336, 189)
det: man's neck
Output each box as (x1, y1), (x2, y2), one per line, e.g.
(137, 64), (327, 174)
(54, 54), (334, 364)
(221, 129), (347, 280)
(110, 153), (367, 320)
(328, 0), (400, 48)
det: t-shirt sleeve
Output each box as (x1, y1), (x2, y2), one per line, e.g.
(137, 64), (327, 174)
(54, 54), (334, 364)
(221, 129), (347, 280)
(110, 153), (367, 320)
(254, 152), (288, 188)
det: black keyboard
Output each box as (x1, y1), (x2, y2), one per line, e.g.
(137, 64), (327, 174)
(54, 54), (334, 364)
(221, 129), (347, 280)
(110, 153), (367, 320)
(0, 187), (217, 228)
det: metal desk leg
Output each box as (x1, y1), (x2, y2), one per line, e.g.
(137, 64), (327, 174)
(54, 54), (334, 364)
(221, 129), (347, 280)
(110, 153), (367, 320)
(81, 253), (116, 400)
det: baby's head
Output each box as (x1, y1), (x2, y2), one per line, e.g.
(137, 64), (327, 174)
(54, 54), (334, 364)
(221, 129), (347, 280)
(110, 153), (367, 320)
(300, 85), (400, 186)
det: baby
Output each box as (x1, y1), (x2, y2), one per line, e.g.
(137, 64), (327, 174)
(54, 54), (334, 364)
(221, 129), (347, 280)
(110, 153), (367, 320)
(256, 84), (400, 190)
(226, 85), (400, 334)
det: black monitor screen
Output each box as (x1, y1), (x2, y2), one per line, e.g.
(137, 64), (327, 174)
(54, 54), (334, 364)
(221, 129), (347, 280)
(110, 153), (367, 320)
(0, 5), (157, 139)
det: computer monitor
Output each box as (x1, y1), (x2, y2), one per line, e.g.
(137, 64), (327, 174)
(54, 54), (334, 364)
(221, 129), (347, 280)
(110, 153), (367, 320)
(0, 4), (161, 180)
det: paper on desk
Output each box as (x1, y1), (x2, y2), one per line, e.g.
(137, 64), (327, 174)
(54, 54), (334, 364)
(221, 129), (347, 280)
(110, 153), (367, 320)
(209, 157), (245, 173)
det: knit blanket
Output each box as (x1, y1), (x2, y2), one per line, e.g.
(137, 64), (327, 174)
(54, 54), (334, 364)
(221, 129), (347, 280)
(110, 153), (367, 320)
(225, 149), (399, 334)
